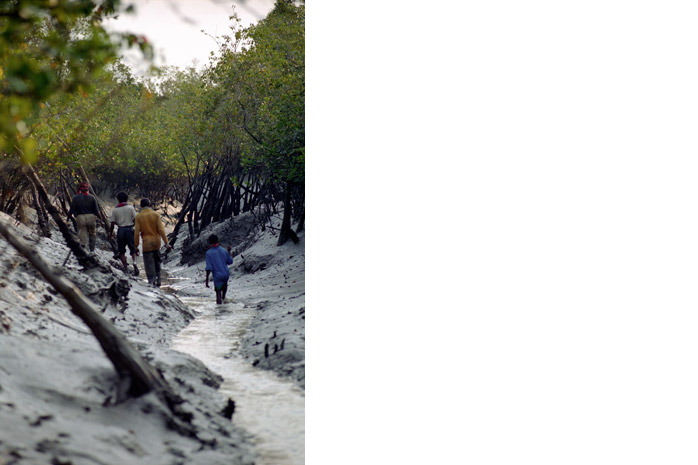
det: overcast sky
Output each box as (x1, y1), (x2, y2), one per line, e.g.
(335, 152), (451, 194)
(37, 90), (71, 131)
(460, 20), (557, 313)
(104, 0), (275, 74)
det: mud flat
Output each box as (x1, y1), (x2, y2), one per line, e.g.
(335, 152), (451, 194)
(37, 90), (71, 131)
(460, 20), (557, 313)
(163, 214), (306, 464)
(0, 212), (256, 465)
(164, 214), (306, 390)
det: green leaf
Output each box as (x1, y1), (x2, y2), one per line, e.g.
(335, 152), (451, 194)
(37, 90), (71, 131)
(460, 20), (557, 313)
(20, 137), (38, 164)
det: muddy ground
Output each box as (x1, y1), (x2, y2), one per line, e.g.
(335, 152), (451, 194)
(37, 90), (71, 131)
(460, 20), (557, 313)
(0, 203), (304, 465)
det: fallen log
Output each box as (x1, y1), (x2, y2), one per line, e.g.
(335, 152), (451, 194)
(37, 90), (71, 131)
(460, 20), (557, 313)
(0, 215), (176, 402)
(0, 219), (205, 446)
(0, 213), (208, 439)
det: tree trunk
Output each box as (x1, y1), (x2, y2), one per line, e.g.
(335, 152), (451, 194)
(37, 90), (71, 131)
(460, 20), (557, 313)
(28, 180), (51, 237)
(59, 169), (77, 230)
(167, 189), (194, 247)
(187, 209), (195, 240)
(295, 210), (304, 234)
(277, 182), (299, 246)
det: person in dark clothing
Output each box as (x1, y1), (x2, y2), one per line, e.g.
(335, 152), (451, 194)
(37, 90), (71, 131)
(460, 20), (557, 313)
(205, 234), (233, 305)
(67, 181), (100, 252)
(108, 192), (139, 276)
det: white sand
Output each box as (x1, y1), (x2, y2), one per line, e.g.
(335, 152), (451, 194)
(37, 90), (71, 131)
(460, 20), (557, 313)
(0, 207), (304, 464)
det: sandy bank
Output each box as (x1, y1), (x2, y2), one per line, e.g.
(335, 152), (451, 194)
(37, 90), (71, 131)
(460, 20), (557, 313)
(163, 212), (306, 390)
(0, 212), (257, 465)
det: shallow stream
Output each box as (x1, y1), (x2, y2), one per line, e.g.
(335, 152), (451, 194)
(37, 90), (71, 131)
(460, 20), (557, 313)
(168, 289), (305, 465)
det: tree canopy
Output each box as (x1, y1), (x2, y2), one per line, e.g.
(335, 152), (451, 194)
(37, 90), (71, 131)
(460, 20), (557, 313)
(0, 0), (151, 163)
(1, 0), (305, 245)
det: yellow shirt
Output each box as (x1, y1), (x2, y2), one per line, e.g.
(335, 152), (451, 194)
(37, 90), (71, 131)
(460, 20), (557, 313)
(134, 208), (168, 252)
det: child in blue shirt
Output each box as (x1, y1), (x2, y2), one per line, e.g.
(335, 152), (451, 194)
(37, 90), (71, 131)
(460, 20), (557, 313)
(205, 234), (234, 304)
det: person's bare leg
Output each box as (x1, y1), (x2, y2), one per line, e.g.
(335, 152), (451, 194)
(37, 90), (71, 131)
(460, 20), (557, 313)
(222, 283), (228, 301)
(131, 253), (139, 276)
(215, 289), (222, 305)
(119, 254), (128, 271)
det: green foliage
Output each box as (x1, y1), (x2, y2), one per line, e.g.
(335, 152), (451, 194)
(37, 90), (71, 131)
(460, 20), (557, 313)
(31, 63), (204, 199)
(206, 0), (305, 185)
(1, 0), (304, 219)
(0, 0), (151, 163)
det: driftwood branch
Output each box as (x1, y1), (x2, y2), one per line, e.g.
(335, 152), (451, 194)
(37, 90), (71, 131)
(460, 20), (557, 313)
(0, 216), (172, 398)
(0, 216), (198, 438)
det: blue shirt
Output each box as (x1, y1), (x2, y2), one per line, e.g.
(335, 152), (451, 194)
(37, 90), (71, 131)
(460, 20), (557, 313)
(205, 246), (233, 285)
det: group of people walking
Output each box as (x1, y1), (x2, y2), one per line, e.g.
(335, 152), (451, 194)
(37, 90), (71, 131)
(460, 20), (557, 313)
(68, 183), (234, 303)
(68, 184), (171, 287)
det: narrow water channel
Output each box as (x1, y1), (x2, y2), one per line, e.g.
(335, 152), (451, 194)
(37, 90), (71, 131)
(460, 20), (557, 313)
(170, 295), (305, 465)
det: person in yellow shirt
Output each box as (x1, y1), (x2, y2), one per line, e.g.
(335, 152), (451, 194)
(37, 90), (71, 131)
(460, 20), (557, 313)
(134, 198), (172, 287)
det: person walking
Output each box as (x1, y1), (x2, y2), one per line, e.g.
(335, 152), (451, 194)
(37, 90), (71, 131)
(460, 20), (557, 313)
(68, 181), (100, 252)
(134, 198), (171, 287)
(108, 192), (139, 276)
(205, 234), (234, 305)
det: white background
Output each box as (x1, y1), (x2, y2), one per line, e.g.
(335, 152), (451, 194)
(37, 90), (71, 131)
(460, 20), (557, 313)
(310, 1), (698, 464)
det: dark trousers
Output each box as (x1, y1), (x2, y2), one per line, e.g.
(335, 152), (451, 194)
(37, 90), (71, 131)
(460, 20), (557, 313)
(142, 250), (161, 286)
(116, 225), (136, 255)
